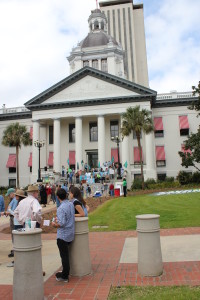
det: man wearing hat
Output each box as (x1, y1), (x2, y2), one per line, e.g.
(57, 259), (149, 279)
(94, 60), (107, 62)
(14, 185), (42, 227)
(6, 188), (17, 257)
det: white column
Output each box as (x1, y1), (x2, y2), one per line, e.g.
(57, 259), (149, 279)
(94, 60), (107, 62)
(98, 115), (105, 167)
(145, 132), (157, 180)
(53, 118), (61, 173)
(75, 117), (83, 171)
(31, 120), (40, 184)
(121, 116), (131, 186)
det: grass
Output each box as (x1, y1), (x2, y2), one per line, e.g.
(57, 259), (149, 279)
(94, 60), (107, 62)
(88, 192), (200, 231)
(108, 286), (200, 300)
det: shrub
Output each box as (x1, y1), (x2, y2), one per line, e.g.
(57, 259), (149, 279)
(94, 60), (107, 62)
(165, 177), (175, 182)
(145, 178), (156, 189)
(177, 171), (192, 185)
(191, 172), (200, 183)
(131, 178), (143, 190)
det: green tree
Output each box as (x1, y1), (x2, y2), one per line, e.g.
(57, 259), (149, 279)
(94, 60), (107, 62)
(188, 80), (200, 116)
(121, 106), (154, 189)
(179, 127), (200, 171)
(2, 122), (32, 188)
(179, 81), (200, 171)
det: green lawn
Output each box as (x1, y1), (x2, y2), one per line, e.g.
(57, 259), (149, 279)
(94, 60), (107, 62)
(88, 193), (200, 231)
(108, 286), (200, 300)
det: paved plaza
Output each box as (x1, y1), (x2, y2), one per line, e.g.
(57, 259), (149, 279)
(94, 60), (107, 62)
(0, 206), (200, 299)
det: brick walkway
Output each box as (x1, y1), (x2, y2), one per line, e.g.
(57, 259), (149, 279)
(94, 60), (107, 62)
(1, 228), (200, 300)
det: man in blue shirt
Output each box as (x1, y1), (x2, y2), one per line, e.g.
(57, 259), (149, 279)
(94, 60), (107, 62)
(5, 188), (17, 257)
(52, 188), (75, 282)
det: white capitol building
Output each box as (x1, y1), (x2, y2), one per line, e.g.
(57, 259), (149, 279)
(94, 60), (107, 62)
(0, 0), (199, 188)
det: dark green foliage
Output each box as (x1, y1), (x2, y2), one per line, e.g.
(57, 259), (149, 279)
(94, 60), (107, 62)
(191, 172), (200, 183)
(177, 171), (192, 185)
(131, 178), (143, 190)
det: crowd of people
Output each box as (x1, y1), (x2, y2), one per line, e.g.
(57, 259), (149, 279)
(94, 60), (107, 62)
(0, 174), (127, 282)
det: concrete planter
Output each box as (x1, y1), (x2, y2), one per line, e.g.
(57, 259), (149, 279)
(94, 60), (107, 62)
(13, 228), (44, 300)
(69, 217), (92, 276)
(136, 214), (163, 276)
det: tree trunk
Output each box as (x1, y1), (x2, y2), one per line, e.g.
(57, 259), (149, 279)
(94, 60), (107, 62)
(137, 136), (144, 189)
(16, 146), (19, 188)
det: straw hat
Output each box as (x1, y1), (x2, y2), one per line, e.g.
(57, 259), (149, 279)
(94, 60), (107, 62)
(15, 189), (26, 198)
(27, 185), (39, 193)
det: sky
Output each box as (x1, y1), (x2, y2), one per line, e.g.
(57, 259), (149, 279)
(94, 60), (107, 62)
(0, 0), (200, 108)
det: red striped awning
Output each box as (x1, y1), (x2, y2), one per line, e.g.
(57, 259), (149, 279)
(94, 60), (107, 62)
(134, 147), (143, 163)
(111, 148), (119, 162)
(69, 151), (76, 165)
(6, 154), (16, 168)
(48, 152), (54, 166)
(179, 116), (189, 129)
(156, 146), (165, 160)
(154, 117), (163, 130)
(30, 127), (33, 140)
(28, 153), (32, 167)
(181, 144), (192, 154)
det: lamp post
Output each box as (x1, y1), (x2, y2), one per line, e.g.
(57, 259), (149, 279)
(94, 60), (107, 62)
(111, 136), (122, 179)
(34, 140), (45, 182)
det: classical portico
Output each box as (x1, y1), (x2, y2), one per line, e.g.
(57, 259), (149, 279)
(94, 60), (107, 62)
(27, 67), (157, 187)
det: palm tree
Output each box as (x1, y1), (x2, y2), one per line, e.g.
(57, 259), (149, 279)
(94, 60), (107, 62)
(121, 106), (154, 189)
(2, 122), (32, 188)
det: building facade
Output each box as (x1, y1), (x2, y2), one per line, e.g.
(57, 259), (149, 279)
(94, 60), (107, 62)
(0, 3), (199, 188)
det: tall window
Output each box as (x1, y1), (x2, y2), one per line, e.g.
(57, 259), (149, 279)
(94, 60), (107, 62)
(49, 125), (53, 144)
(90, 122), (98, 142)
(9, 168), (16, 173)
(69, 124), (75, 143)
(110, 121), (119, 139)
(101, 59), (108, 72)
(83, 60), (89, 67)
(92, 60), (98, 70)
(9, 179), (16, 187)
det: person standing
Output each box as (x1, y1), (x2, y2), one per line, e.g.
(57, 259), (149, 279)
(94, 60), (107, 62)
(52, 188), (75, 282)
(0, 193), (5, 215)
(14, 185), (42, 228)
(5, 188), (17, 257)
(123, 177), (127, 197)
(46, 184), (52, 205)
(40, 185), (47, 207)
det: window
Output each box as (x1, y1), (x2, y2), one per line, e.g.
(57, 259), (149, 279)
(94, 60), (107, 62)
(101, 59), (108, 72)
(69, 124), (75, 143)
(49, 125), (53, 144)
(30, 167), (32, 173)
(9, 167), (16, 173)
(156, 160), (166, 167)
(90, 122), (98, 142)
(83, 60), (89, 67)
(92, 60), (98, 69)
(134, 147), (143, 165)
(180, 128), (189, 136)
(9, 179), (16, 187)
(134, 174), (141, 180)
(179, 116), (189, 136)
(156, 146), (166, 167)
(157, 173), (166, 181)
(154, 117), (164, 138)
(133, 131), (142, 139)
(110, 121), (119, 139)
(155, 130), (164, 138)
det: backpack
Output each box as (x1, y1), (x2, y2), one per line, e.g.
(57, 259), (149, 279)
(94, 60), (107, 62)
(72, 199), (88, 217)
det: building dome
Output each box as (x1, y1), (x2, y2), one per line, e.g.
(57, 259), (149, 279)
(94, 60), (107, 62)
(80, 31), (119, 48)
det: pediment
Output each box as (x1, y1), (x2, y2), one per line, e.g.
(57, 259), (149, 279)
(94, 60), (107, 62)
(25, 67), (156, 108)
(43, 75), (137, 104)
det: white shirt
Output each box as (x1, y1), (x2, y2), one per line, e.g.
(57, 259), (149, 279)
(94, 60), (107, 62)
(14, 195), (42, 225)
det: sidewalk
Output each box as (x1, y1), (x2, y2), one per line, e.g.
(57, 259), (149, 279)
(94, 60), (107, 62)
(0, 228), (200, 300)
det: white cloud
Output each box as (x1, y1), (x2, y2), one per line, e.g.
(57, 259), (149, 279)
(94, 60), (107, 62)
(0, 0), (200, 107)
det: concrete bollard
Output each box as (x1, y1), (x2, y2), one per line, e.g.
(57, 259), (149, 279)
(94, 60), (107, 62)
(69, 217), (92, 276)
(136, 214), (163, 276)
(13, 228), (44, 300)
